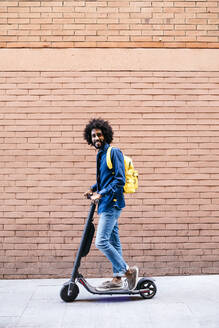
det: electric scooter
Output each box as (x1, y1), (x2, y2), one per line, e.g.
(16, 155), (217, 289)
(60, 200), (157, 302)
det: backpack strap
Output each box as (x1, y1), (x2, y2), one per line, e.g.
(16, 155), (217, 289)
(106, 146), (113, 169)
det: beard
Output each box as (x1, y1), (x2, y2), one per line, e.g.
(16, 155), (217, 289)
(93, 140), (105, 149)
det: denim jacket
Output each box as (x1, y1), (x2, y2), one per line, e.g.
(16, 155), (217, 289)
(91, 143), (125, 214)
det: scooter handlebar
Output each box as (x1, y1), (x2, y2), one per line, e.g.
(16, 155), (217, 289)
(86, 193), (99, 204)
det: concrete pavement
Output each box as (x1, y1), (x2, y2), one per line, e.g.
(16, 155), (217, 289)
(0, 275), (219, 328)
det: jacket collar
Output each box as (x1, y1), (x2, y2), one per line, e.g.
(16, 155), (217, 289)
(98, 143), (110, 154)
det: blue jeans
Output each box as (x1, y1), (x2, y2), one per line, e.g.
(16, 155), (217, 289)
(95, 207), (128, 277)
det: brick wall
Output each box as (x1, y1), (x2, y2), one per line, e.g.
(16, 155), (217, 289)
(1, 0), (219, 48)
(1, 69), (219, 278)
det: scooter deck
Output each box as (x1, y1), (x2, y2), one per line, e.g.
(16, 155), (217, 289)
(92, 288), (145, 295)
(77, 277), (149, 296)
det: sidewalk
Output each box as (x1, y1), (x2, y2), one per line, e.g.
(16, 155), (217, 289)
(0, 275), (219, 328)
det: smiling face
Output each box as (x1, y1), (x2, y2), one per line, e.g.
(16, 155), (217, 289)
(91, 128), (105, 149)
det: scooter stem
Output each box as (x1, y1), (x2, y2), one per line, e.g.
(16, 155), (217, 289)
(70, 202), (96, 282)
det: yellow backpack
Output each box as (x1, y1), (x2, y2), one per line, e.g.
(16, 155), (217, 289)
(106, 147), (138, 193)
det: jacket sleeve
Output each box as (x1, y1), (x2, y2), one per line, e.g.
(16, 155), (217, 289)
(99, 148), (125, 197)
(91, 183), (97, 192)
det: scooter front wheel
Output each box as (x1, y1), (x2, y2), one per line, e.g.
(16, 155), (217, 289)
(60, 283), (79, 302)
(137, 278), (157, 299)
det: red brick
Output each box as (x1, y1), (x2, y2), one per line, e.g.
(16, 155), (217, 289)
(1, 61), (219, 278)
(0, 0), (218, 47)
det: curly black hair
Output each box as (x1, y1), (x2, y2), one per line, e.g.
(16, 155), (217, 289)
(83, 118), (114, 145)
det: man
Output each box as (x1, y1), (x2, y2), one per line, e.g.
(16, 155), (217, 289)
(83, 118), (138, 290)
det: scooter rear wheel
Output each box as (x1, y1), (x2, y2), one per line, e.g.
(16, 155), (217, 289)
(137, 278), (157, 299)
(60, 283), (79, 302)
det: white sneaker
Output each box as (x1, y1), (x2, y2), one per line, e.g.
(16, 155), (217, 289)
(125, 266), (139, 290)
